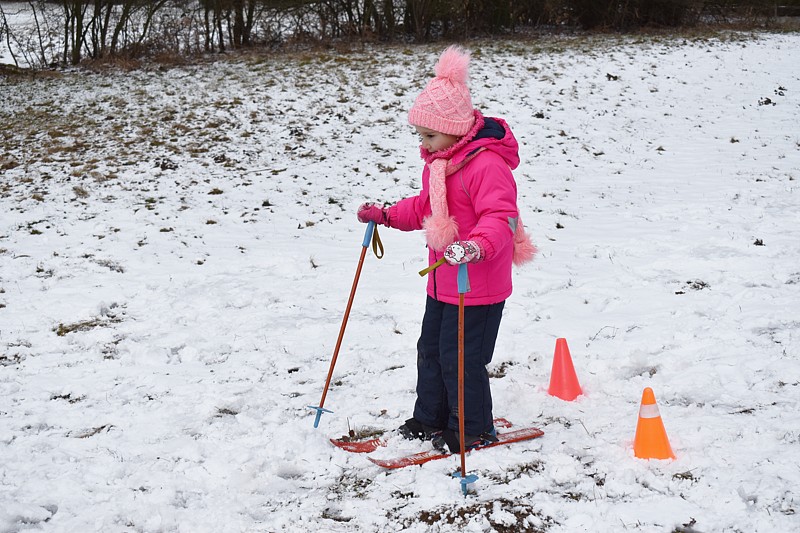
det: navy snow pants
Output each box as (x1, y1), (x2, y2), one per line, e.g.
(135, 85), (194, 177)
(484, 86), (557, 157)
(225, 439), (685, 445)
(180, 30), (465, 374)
(412, 296), (505, 436)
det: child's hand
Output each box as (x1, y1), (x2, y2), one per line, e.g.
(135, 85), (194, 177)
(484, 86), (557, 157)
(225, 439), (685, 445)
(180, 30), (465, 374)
(357, 203), (388, 225)
(444, 240), (482, 265)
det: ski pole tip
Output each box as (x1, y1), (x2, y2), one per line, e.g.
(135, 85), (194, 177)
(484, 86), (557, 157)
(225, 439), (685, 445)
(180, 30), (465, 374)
(452, 471), (479, 496)
(307, 405), (333, 428)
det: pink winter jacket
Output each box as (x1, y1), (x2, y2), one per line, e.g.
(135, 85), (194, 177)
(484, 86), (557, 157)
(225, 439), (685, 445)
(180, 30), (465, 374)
(386, 117), (522, 306)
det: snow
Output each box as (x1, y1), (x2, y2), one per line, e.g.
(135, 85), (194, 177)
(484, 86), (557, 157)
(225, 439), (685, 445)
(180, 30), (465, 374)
(1, 32), (799, 532)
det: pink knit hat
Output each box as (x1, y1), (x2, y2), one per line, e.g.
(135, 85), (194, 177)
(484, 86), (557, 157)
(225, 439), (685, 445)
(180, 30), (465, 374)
(408, 46), (476, 136)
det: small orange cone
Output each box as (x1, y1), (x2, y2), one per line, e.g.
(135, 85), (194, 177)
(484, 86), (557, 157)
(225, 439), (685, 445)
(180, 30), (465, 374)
(633, 387), (675, 460)
(547, 338), (583, 401)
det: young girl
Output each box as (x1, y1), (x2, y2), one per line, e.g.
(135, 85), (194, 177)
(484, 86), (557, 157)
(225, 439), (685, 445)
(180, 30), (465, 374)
(357, 45), (535, 453)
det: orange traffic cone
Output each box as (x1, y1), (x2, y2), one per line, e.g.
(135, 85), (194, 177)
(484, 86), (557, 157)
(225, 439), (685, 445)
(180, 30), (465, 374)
(633, 387), (675, 460)
(547, 338), (583, 401)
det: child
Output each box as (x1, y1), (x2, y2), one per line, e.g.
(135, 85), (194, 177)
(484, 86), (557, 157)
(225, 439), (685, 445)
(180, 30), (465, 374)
(357, 45), (535, 453)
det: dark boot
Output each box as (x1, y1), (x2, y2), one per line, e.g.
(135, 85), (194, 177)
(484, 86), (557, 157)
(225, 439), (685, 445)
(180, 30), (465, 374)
(432, 427), (498, 454)
(398, 417), (443, 441)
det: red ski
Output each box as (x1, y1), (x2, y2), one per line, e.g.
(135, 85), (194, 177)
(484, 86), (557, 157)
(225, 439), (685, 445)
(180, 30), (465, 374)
(330, 418), (513, 454)
(367, 426), (544, 469)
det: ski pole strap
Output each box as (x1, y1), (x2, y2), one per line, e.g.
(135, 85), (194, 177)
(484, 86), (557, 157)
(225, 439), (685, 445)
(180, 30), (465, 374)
(372, 226), (384, 259)
(418, 257), (446, 277)
(362, 221), (384, 259)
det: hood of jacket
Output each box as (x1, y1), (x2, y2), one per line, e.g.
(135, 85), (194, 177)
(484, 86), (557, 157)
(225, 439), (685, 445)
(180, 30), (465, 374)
(419, 110), (520, 170)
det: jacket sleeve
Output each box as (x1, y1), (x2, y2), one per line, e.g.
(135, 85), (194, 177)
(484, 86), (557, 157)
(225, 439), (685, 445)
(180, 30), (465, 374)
(465, 153), (518, 261)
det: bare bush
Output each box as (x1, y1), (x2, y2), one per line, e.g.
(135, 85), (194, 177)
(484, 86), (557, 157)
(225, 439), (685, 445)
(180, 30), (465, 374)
(1, 0), (795, 68)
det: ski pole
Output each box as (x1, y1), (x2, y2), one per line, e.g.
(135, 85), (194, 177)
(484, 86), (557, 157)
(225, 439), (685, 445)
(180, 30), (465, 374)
(308, 221), (383, 428)
(453, 263), (478, 495)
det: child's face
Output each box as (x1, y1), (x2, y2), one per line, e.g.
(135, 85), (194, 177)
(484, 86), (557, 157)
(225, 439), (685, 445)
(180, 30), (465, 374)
(415, 126), (460, 153)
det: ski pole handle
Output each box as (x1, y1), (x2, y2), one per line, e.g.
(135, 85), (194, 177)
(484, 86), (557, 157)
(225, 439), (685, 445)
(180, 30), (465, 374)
(457, 263), (470, 294)
(362, 220), (384, 258)
(362, 220), (375, 247)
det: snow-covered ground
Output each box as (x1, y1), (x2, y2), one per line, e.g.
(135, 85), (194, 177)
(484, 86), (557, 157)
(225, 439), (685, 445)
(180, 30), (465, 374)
(1, 32), (799, 532)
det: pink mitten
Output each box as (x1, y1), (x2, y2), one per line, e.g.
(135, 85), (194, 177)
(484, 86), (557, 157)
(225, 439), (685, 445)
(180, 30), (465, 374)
(357, 203), (388, 225)
(444, 240), (482, 265)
